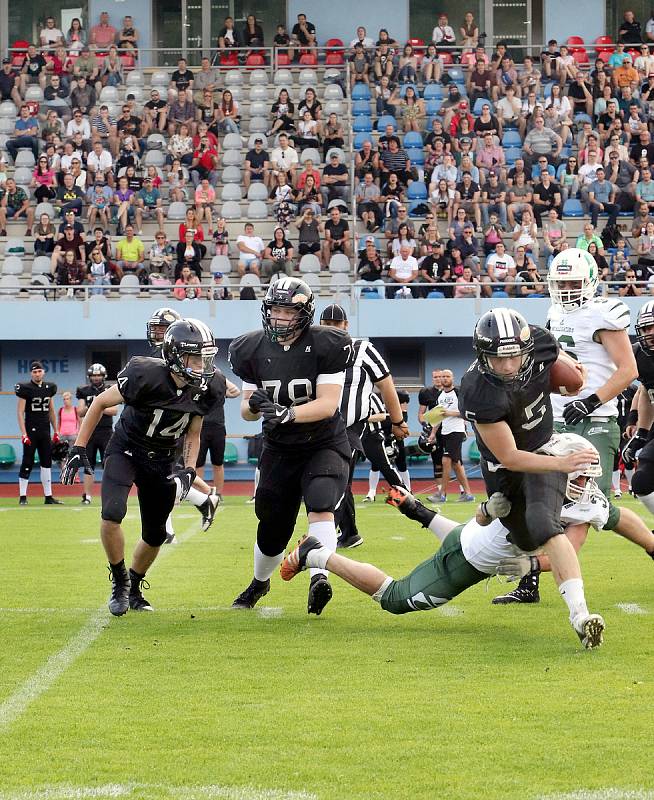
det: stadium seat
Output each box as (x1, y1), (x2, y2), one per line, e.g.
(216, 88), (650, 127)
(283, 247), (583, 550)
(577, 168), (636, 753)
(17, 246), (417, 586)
(34, 202), (55, 219)
(274, 69), (293, 86)
(352, 99), (372, 116)
(324, 84), (345, 100)
(329, 253), (350, 273)
(14, 151), (35, 168)
(222, 149), (244, 166)
(126, 70), (144, 86)
(32, 256), (52, 276)
(323, 100), (345, 116)
(24, 86), (44, 101)
(147, 133), (166, 150)
(221, 184), (242, 202)
(472, 97), (494, 115)
(353, 117), (373, 133)
(447, 66), (465, 84)
(246, 132), (267, 149)
(426, 291), (445, 298)
(376, 115), (396, 131)
(13, 166), (32, 185)
(299, 254), (320, 273)
(275, 53), (291, 67)
(325, 52), (344, 65)
(247, 183), (268, 201)
(119, 275), (140, 295)
(151, 70), (168, 85)
(248, 116), (268, 134)
(502, 130), (522, 148)
(222, 166), (242, 184)
(167, 202), (187, 220)
(99, 86), (118, 103)
(492, 290), (509, 298)
(246, 53), (265, 67)
(403, 131), (423, 148)
(325, 147), (345, 163)
(329, 273), (351, 291)
(2, 256), (23, 276)
(210, 255), (232, 275)
(247, 200), (268, 219)
(408, 37), (426, 55)
(0, 101), (17, 117)
(249, 101), (269, 118)
(223, 441), (238, 464)
(573, 49), (589, 65)
(240, 273), (261, 289)
(573, 113), (592, 125)
(563, 199), (584, 217)
(300, 147), (321, 164)
(249, 85), (269, 102)
(299, 69), (317, 86)
(225, 70), (243, 86)
(353, 132), (373, 149)
(325, 37), (344, 55)
(144, 150), (165, 167)
(425, 99), (441, 116)
(220, 201), (241, 219)
(299, 53), (318, 66)
(407, 182), (428, 200)
(223, 133), (242, 150)
(0, 443), (16, 467)
(504, 147), (521, 166)
(0, 118), (14, 135)
(302, 273), (320, 291)
(0, 275), (20, 297)
(423, 84), (443, 100)
(352, 84), (372, 101)
(359, 286), (383, 299)
(4, 237), (24, 256)
(406, 147), (425, 166)
(408, 199), (427, 216)
(250, 69), (267, 85)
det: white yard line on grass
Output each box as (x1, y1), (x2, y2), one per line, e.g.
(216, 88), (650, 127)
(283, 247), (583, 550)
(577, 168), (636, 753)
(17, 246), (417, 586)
(615, 603), (648, 615)
(0, 783), (318, 800)
(0, 521), (200, 735)
(536, 790), (654, 800)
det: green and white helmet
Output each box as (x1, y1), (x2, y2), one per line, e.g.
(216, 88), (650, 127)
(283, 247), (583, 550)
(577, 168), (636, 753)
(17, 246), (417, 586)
(538, 433), (602, 504)
(548, 247), (599, 312)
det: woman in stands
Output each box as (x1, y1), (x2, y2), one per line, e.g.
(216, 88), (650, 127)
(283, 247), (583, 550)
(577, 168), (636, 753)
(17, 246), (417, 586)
(397, 85), (425, 133)
(32, 155), (58, 203)
(430, 178), (455, 223)
(168, 123), (194, 167)
(100, 46), (123, 88)
(422, 44), (442, 84)
(298, 87), (322, 129)
(268, 88), (295, 137)
(459, 12), (479, 53)
(322, 112), (345, 161)
(243, 13), (264, 55)
(66, 17), (86, 53)
(295, 173), (322, 215)
(216, 89), (240, 134)
(379, 171), (404, 219)
(397, 44), (418, 85)
(391, 222), (417, 257)
(34, 213), (57, 256)
(293, 109), (320, 152)
(179, 207), (207, 259)
(167, 158), (190, 202)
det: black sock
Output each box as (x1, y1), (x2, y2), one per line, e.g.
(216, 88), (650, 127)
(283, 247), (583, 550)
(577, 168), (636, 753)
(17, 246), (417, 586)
(129, 568), (145, 587)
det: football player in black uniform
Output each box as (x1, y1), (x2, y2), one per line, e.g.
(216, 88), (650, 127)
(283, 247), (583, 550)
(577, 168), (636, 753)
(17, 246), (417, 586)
(76, 363), (118, 505)
(61, 319), (221, 616)
(460, 308), (606, 648)
(228, 277), (355, 614)
(15, 360), (62, 505)
(147, 306), (220, 540)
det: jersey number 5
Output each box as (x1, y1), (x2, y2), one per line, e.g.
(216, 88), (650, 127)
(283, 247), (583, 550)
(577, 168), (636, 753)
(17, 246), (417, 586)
(522, 392), (546, 431)
(146, 409), (190, 438)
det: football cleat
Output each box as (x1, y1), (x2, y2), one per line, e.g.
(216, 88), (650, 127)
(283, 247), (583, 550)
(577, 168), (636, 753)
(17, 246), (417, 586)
(426, 493), (446, 504)
(492, 572), (541, 604)
(198, 488), (219, 532)
(108, 564), (131, 616)
(573, 613), (605, 649)
(129, 572), (154, 612)
(18, 496), (27, 506)
(44, 496), (63, 505)
(231, 577), (270, 609)
(280, 535), (323, 580)
(307, 574), (332, 616)
(245, 496), (256, 504)
(386, 486), (436, 529)
(362, 495), (375, 503)
(336, 532), (364, 549)
(81, 495), (91, 505)
(458, 493), (475, 502)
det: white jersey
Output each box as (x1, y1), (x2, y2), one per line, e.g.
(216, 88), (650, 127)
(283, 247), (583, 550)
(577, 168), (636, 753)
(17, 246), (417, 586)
(547, 297), (630, 420)
(460, 491), (609, 574)
(437, 387), (465, 435)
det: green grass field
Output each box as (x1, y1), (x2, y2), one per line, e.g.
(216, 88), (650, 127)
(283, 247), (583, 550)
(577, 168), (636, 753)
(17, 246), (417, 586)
(1, 492), (653, 800)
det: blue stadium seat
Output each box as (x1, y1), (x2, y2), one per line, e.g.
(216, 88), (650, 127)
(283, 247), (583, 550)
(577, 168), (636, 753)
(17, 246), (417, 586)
(353, 117), (373, 132)
(376, 115), (397, 131)
(504, 147), (521, 166)
(403, 131), (423, 148)
(407, 182), (428, 200)
(352, 99), (371, 116)
(408, 199), (427, 216)
(353, 132), (374, 149)
(360, 288), (383, 298)
(574, 113), (592, 125)
(352, 84), (372, 101)
(425, 99), (441, 115)
(426, 291), (445, 298)
(423, 84), (443, 100)
(492, 290), (509, 297)
(563, 199), (584, 217)
(406, 147), (425, 166)
(447, 66), (465, 84)
(502, 130), (522, 148)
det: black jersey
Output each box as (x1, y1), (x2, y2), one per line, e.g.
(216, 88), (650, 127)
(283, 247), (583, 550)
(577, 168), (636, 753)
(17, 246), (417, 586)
(228, 325), (354, 450)
(76, 383), (113, 431)
(634, 342), (654, 398)
(15, 380), (57, 433)
(418, 385), (441, 410)
(203, 371), (227, 426)
(113, 356), (222, 456)
(460, 326), (559, 465)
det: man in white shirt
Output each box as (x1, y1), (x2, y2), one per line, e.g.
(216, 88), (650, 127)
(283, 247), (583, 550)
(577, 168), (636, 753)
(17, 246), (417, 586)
(350, 27), (374, 50)
(389, 245), (418, 297)
(483, 241), (516, 297)
(432, 14), (456, 51)
(65, 110), (91, 142)
(236, 222), (265, 277)
(86, 141), (114, 186)
(434, 369), (474, 502)
(40, 17), (65, 49)
(270, 132), (299, 184)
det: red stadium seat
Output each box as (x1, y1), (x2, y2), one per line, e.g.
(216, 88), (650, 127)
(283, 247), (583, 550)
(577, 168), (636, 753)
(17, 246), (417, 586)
(440, 52), (454, 65)
(573, 48), (589, 65)
(408, 37), (426, 55)
(594, 35), (614, 46)
(275, 52), (290, 66)
(596, 48), (614, 61)
(325, 38), (344, 55)
(220, 52), (239, 67)
(325, 52), (344, 65)
(120, 53), (135, 70)
(246, 53), (265, 67)
(10, 39), (29, 67)
(299, 52), (318, 66)
(594, 35), (615, 55)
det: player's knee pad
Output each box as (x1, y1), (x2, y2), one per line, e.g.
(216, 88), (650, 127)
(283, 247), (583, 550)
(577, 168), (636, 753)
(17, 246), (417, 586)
(631, 462), (654, 496)
(141, 524), (167, 548)
(304, 474), (344, 513)
(101, 494), (128, 524)
(19, 463), (33, 479)
(256, 521), (293, 557)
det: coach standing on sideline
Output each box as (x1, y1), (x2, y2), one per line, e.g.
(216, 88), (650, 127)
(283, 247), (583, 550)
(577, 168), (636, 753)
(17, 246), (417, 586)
(196, 374), (241, 502)
(319, 304), (408, 548)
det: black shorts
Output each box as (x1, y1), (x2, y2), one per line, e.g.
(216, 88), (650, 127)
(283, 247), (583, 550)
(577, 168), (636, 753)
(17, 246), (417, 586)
(481, 459), (566, 551)
(196, 423), (226, 467)
(19, 429), (52, 476)
(101, 440), (177, 547)
(87, 428), (112, 471)
(442, 431), (466, 464)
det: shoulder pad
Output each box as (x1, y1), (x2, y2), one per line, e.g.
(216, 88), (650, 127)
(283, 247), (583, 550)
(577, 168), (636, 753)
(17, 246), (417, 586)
(590, 297), (631, 330)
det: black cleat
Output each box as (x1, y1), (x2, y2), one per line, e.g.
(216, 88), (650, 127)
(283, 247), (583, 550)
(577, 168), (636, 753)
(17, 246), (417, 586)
(129, 570), (154, 611)
(307, 574), (332, 616)
(18, 496), (27, 505)
(44, 496), (63, 505)
(108, 563), (131, 616)
(198, 489), (219, 532)
(386, 486), (436, 528)
(232, 577), (270, 609)
(81, 495), (91, 505)
(492, 572), (541, 604)
(336, 532), (364, 549)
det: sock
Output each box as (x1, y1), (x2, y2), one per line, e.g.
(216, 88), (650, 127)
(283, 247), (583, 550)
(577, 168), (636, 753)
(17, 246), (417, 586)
(625, 468), (634, 488)
(306, 545), (332, 571)
(129, 567), (145, 593)
(612, 470), (620, 491)
(19, 477), (28, 496)
(253, 467), (260, 495)
(109, 559), (128, 581)
(185, 486), (207, 507)
(428, 513), (457, 542)
(559, 577), (589, 622)
(308, 519), (338, 579)
(398, 470), (411, 491)
(637, 491), (654, 514)
(253, 542), (283, 582)
(40, 467), (52, 497)
(165, 514), (175, 536)
(368, 470), (379, 497)
(459, 484), (464, 493)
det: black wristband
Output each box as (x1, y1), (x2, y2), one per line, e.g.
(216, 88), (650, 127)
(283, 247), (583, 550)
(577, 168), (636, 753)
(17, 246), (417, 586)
(391, 419), (404, 426)
(628, 409), (639, 426)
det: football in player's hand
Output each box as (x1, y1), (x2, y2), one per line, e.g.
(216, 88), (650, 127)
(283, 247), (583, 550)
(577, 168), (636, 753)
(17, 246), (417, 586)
(549, 355), (584, 396)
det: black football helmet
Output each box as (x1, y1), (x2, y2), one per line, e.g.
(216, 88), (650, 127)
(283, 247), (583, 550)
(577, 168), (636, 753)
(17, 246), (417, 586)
(261, 277), (315, 343)
(147, 307), (183, 350)
(473, 308), (534, 388)
(162, 318), (217, 387)
(87, 363), (107, 387)
(52, 439), (70, 463)
(417, 432), (437, 454)
(636, 300), (654, 356)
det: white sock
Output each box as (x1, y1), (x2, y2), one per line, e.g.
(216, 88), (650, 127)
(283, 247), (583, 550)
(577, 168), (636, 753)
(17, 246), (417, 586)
(165, 514), (175, 536)
(559, 578), (589, 622)
(368, 470), (379, 497)
(625, 468), (634, 488)
(306, 545), (332, 571)
(19, 477), (29, 496)
(611, 470), (620, 491)
(428, 513), (458, 542)
(308, 519), (338, 578)
(398, 470), (411, 491)
(253, 467), (260, 494)
(185, 486), (207, 507)
(459, 484), (464, 493)
(636, 491), (654, 514)
(254, 542), (283, 582)
(40, 467), (52, 497)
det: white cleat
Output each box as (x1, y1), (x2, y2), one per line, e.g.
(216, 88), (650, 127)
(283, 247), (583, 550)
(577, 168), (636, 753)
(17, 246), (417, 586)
(573, 613), (605, 649)
(199, 488), (220, 532)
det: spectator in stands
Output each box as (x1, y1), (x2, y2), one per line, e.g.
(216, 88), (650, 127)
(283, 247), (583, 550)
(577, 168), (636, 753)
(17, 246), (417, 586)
(89, 12), (117, 50)
(134, 177), (164, 233)
(619, 268), (643, 297)
(295, 207), (322, 256)
(373, 43), (396, 83)
(613, 55), (640, 93)
(193, 57), (219, 105)
(542, 208), (567, 259)
(31, 155), (58, 202)
(210, 218), (228, 257)
(216, 89), (240, 134)
(322, 113), (345, 161)
(476, 132), (506, 183)
(58, 208), (84, 236)
(71, 46), (100, 89)
(168, 89), (197, 137)
(216, 16), (241, 54)
(170, 58), (194, 94)
(147, 231), (175, 279)
(270, 132), (299, 185)
(99, 46), (123, 88)
(268, 89), (295, 137)
(397, 44), (418, 85)
(65, 17), (86, 53)
(295, 173), (322, 216)
(322, 205), (351, 266)
(42, 73), (70, 117)
(454, 265), (481, 298)
(357, 238), (385, 285)
(174, 264), (201, 300)
(357, 171), (383, 232)
(243, 13), (264, 54)
(637, 165), (654, 212)
(512, 207), (539, 258)
(86, 176), (113, 231)
(556, 44), (579, 86)
(33, 212), (56, 256)
(397, 86), (425, 133)
(55, 172), (84, 218)
(65, 109), (92, 146)
(0, 58), (21, 107)
(194, 179), (216, 230)
(388, 244), (419, 297)
(321, 152), (350, 207)
(141, 89), (168, 136)
(294, 109), (320, 151)
(175, 228), (203, 280)
(349, 43), (371, 89)
(429, 177), (455, 223)
(112, 174), (135, 233)
(19, 44), (47, 94)
(179, 207), (206, 257)
(532, 168), (562, 226)
(556, 155), (579, 203)
(86, 141), (113, 187)
(523, 114), (562, 171)
(69, 77), (95, 117)
(379, 136), (412, 189)
(208, 270), (231, 301)
(432, 13), (456, 53)
(7, 104), (40, 163)
(496, 56), (520, 99)
(270, 172), (295, 227)
(167, 123), (194, 167)
(116, 224), (145, 279)
(263, 227), (294, 278)
(516, 260), (546, 297)
(190, 134), (219, 187)
(629, 129), (654, 164)
(460, 11), (479, 51)
(117, 15), (139, 55)
(244, 138), (270, 189)
(495, 84), (521, 130)
(480, 170), (508, 228)
(454, 171), (481, 231)
(84, 228), (111, 264)
(588, 166), (619, 228)
(87, 246), (113, 292)
(51, 224), (85, 270)
(576, 222), (605, 253)
(166, 158), (189, 202)
(236, 222), (264, 277)
(619, 9), (643, 44)
(385, 204), (414, 254)
(291, 13), (317, 54)
(55, 247), (86, 289)
(0, 175), (33, 236)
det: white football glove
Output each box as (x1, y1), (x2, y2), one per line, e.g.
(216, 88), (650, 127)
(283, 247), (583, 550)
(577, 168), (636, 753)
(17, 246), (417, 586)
(496, 554), (540, 579)
(479, 492), (511, 519)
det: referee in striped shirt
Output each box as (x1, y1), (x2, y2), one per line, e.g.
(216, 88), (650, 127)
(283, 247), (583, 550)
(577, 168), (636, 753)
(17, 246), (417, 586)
(320, 304), (409, 548)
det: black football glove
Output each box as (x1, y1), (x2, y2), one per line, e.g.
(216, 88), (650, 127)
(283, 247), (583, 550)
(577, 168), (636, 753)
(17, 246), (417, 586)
(562, 393), (601, 425)
(60, 445), (93, 485)
(168, 466), (196, 502)
(258, 400), (296, 428)
(622, 428), (649, 469)
(248, 387), (272, 414)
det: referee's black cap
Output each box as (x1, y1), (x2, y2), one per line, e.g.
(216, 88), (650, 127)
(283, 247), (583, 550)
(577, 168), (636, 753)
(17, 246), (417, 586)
(320, 304), (348, 323)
